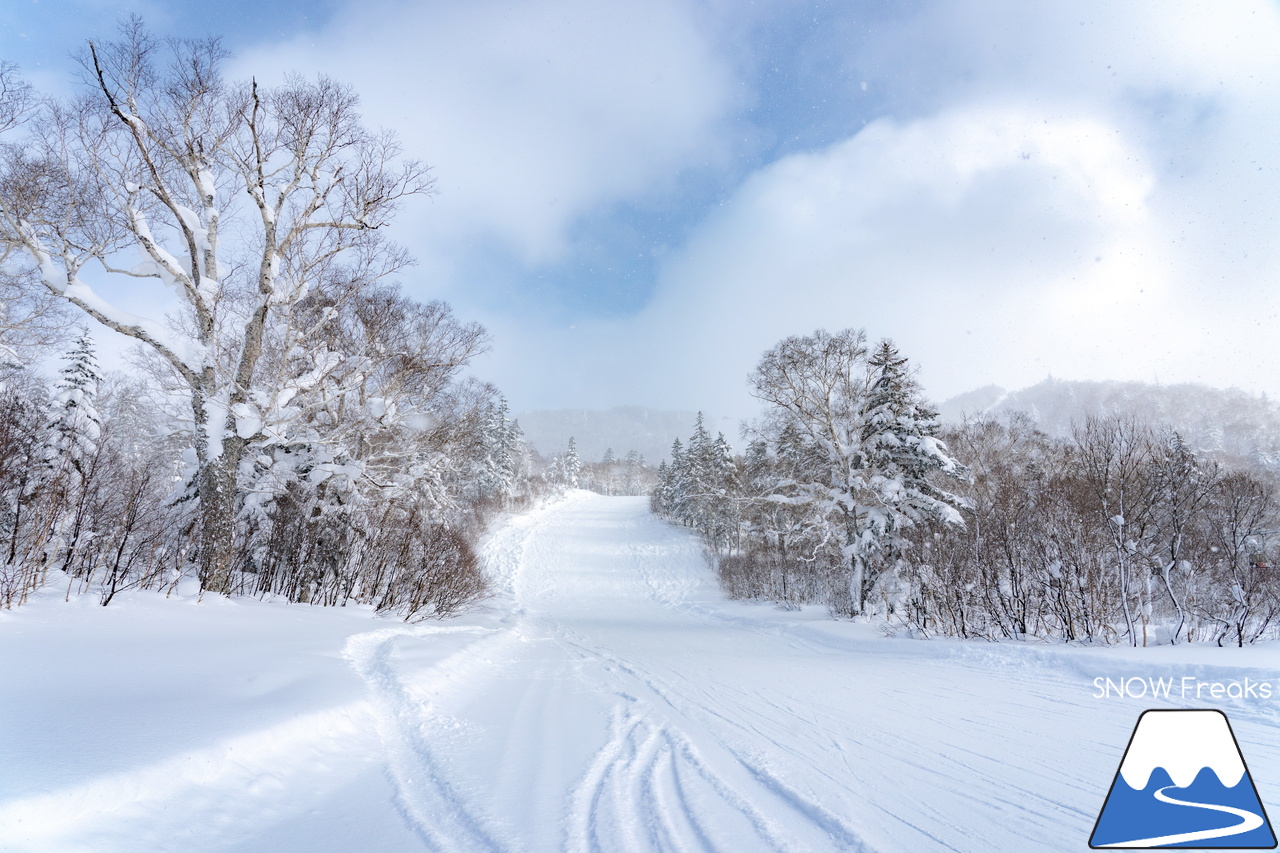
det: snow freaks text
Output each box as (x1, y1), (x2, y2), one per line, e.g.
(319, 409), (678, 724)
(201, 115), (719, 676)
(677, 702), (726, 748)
(1093, 676), (1275, 701)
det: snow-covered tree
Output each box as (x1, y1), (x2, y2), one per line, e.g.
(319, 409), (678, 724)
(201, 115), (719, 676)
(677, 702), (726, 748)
(1202, 471), (1280, 646)
(36, 331), (104, 573)
(1073, 415), (1162, 646)
(43, 330), (102, 480)
(666, 437), (688, 520)
(567, 438), (581, 488)
(1147, 429), (1219, 642)
(0, 21), (433, 593)
(748, 329), (966, 615)
(0, 366), (49, 576)
(855, 341), (969, 601)
(469, 396), (529, 506)
(702, 431), (739, 551)
(622, 450), (646, 496)
(555, 437), (581, 489)
(651, 416), (741, 551)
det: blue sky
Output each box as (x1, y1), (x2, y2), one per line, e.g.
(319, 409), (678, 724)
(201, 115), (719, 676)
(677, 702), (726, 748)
(5, 1), (1280, 422)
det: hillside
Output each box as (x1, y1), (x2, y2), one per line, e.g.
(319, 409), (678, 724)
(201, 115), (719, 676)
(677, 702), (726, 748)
(939, 378), (1280, 469)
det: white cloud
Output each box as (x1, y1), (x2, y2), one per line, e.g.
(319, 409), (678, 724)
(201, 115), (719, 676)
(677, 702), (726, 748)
(224, 0), (1280, 424)
(596, 106), (1171, 416)
(484, 0), (1280, 422)
(233, 0), (735, 273)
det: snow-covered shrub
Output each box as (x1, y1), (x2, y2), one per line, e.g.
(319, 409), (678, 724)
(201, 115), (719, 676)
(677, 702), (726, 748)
(374, 522), (485, 619)
(716, 548), (835, 606)
(894, 414), (1280, 645)
(0, 365), (51, 606)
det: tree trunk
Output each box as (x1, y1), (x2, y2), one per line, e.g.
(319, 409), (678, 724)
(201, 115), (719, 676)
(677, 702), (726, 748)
(198, 453), (238, 594)
(1158, 561), (1186, 644)
(850, 552), (865, 616)
(1118, 556), (1137, 647)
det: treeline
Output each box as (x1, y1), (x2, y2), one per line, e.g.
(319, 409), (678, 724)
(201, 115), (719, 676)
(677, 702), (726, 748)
(581, 446), (656, 496)
(0, 331), (556, 616)
(655, 328), (1280, 646)
(0, 26), (562, 616)
(542, 437), (656, 496)
(905, 415), (1280, 646)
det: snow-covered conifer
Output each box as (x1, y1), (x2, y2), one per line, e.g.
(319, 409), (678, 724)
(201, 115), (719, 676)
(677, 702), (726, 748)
(749, 330), (966, 615)
(623, 450), (646, 495)
(860, 341), (967, 541)
(472, 397), (520, 505)
(667, 437), (691, 525)
(651, 459), (671, 515)
(563, 437), (581, 489)
(44, 330), (101, 480)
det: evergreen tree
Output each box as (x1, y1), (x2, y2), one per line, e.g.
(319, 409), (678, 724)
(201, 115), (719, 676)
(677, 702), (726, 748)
(653, 415), (741, 551)
(563, 437), (581, 489)
(623, 450), (645, 496)
(706, 431), (739, 551)
(862, 341), (967, 538)
(749, 330), (966, 615)
(506, 417), (530, 501)
(651, 459), (671, 515)
(667, 437), (690, 524)
(684, 412), (714, 532)
(854, 340), (968, 611)
(598, 447), (619, 494)
(468, 397), (525, 506)
(44, 330), (102, 480)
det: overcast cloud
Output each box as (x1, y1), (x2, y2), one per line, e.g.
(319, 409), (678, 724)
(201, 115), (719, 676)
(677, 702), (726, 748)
(482, 0), (1280, 419)
(234, 0), (739, 293)
(6, 0), (1280, 423)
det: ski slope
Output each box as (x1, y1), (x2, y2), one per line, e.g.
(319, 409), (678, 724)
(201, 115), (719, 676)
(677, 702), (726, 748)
(4, 491), (1280, 851)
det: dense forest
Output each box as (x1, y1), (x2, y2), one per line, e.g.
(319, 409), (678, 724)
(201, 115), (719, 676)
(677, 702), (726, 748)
(655, 329), (1280, 646)
(0, 24), (578, 616)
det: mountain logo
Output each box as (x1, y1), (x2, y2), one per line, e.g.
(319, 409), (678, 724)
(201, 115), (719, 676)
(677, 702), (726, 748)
(1090, 709), (1277, 849)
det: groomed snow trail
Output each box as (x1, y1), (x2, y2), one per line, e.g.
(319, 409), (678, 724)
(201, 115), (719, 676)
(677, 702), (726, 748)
(7, 491), (1280, 851)
(332, 491), (1269, 852)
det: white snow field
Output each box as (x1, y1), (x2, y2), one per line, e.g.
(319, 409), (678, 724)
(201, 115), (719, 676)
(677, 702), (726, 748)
(5, 491), (1280, 852)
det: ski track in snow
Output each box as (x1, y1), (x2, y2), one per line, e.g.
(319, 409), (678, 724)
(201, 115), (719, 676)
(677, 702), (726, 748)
(9, 491), (1280, 851)
(343, 624), (517, 852)
(327, 493), (882, 852)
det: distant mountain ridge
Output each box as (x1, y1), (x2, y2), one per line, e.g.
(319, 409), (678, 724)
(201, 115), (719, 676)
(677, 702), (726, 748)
(938, 378), (1280, 469)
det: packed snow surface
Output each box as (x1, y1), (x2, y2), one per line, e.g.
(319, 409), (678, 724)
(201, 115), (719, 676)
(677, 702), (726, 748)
(4, 492), (1280, 851)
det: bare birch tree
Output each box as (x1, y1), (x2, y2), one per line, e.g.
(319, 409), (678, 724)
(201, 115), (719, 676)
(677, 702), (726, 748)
(0, 19), (433, 592)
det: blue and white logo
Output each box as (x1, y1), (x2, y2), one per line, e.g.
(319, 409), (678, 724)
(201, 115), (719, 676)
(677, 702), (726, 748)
(1091, 709), (1276, 848)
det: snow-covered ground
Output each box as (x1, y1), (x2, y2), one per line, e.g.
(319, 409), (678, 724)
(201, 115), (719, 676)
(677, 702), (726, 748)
(4, 491), (1280, 851)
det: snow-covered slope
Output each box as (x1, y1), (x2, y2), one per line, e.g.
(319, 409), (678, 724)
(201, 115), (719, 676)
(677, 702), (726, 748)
(938, 378), (1280, 468)
(4, 493), (1280, 851)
